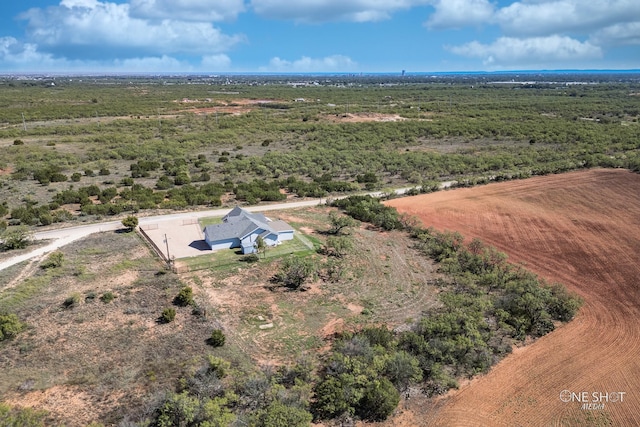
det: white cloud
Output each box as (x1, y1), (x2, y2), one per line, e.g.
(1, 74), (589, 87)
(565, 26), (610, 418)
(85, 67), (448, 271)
(425, 0), (495, 30)
(495, 1), (640, 38)
(448, 35), (603, 69)
(426, 0), (638, 69)
(0, 37), (59, 70)
(0, 36), (235, 73)
(60, 0), (100, 7)
(112, 55), (193, 72)
(591, 22), (640, 46)
(250, 0), (430, 23)
(19, 0), (244, 56)
(423, 0), (640, 37)
(260, 55), (357, 72)
(201, 54), (232, 70)
(129, 0), (245, 22)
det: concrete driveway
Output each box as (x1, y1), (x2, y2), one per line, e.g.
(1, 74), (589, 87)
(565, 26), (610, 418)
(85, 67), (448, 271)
(140, 218), (209, 260)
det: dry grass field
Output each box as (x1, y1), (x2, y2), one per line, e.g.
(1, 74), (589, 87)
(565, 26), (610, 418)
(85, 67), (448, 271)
(387, 168), (640, 426)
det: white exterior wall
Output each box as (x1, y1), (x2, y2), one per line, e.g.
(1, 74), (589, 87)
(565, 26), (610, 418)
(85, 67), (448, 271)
(278, 231), (294, 242)
(206, 237), (240, 251)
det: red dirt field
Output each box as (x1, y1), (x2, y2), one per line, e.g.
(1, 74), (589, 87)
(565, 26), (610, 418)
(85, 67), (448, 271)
(386, 169), (640, 426)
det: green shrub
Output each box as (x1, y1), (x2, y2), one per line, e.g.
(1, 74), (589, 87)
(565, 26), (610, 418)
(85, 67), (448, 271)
(160, 308), (176, 323)
(206, 355), (230, 377)
(100, 292), (115, 303)
(249, 401), (312, 427)
(242, 253), (260, 263)
(547, 283), (582, 321)
(155, 392), (199, 426)
(274, 256), (317, 290)
(0, 313), (25, 341)
(13, 139), (24, 145)
(356, 378), (400, 421)
(63, 293), (81, 309)
(360, 326), (395, 349)
(312, 376), (356, 420)
(1, 226), (32, 250)
(40, 251), (64, 269)
(0, 403), (47, 426)
(174, 286), (194, 307)
(208, 329), (226, 347)
(121, 215), (138, 231)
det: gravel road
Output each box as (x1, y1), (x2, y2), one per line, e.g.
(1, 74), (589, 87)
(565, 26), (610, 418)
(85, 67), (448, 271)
(0, 183), (455, 272)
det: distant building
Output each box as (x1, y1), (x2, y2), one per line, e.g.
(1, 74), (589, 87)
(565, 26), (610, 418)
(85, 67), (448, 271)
(203, 207), (294, 254)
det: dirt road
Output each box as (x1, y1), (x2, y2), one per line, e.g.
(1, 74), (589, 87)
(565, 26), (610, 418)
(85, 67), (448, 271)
(1, 185), (440, 272)
(0, 200), (323, 272)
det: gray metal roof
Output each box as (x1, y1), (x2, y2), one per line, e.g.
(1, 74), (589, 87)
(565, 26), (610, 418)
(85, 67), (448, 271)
(269, 220), (294, 232)
(204, 208), (292, 243)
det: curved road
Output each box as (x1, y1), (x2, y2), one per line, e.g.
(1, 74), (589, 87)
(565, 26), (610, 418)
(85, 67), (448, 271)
(0, 184), (454, 272)
(0, 199), (322, 272)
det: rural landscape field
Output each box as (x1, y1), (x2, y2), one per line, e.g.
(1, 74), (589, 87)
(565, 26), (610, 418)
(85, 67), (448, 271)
(1, 73), (639, 426)
(388, 168), (640, 426)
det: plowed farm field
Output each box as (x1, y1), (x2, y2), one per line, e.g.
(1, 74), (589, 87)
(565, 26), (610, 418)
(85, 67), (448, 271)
(387, 169), (640, 426)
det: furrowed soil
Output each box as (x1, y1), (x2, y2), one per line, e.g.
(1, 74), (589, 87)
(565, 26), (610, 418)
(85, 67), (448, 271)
(386, 168), (640, 426)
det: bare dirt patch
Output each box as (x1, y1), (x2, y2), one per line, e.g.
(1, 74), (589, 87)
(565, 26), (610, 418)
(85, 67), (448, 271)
(387, 168), (640, 426)
(321, 317), (345, 338)
(324, 112), (410, 123)
(4, 386), (125, 426)
(188, 106), (253, 116)
(178, 98), (282, 116)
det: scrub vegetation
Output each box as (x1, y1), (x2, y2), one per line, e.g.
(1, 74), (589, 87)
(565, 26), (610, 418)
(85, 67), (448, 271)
(0, 73), (634, 425)
(0, 74), (639, 231)
(0, 201), (581, 426)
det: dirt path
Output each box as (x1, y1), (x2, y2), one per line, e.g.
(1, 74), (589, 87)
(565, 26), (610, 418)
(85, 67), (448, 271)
(387, 169), (640, 426)
(0, 256), (43, 292)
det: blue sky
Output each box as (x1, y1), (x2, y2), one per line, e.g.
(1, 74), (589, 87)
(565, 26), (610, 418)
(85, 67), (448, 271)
(0, 0), (638, 73)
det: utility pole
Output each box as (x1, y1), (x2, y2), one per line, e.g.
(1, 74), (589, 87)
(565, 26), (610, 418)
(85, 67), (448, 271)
(164, 234), (171, 263)
(21, 113), (27, 131)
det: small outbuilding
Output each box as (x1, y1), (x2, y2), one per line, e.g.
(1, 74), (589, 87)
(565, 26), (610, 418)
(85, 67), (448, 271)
(203, 207), (294, 254)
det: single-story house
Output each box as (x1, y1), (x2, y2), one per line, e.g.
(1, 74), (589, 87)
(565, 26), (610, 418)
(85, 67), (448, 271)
(203, 207), (294, 254)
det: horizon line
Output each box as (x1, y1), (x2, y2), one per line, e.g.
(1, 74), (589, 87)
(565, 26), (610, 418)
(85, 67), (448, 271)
(1, 69), (640, 78)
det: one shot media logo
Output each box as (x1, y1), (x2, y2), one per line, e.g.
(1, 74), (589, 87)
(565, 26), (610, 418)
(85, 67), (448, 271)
(559, 390), (626, 410)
